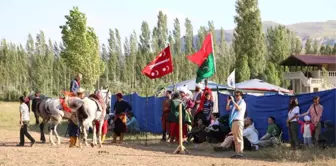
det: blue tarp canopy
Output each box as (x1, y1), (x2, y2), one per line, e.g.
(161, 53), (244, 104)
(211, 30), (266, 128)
(111, 89), (336, 141)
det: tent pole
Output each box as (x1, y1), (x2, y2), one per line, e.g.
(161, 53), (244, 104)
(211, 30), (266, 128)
(145, 80), (148, 146)
(173, 103), (189, 154)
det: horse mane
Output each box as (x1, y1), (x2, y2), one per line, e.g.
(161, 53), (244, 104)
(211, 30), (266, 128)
(88, 94), (100, 101)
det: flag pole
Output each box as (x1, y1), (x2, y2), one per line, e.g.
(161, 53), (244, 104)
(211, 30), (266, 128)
(145, 88), (148, 146)
(210, 33), (216, 73)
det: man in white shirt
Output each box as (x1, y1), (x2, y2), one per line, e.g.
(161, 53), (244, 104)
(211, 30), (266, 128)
(214, 117), (258, 151)
(226, 91), (246, 158)
(17, 96), (35, 147)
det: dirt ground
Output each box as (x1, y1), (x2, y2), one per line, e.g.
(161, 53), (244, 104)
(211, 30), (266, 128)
(0, 128), (314, 166)
(0, 102), (334, 166)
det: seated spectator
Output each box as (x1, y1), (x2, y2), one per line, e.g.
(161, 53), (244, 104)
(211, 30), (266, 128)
(126, 112), (140, 133)
(214, 117), (259, 151)
(257, 116), (281, 147)
(205, 113), (223, 143)
(187, 118), (207, 144)
(318, 120), (336, 148)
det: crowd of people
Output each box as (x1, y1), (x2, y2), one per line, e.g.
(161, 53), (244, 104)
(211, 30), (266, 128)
(160, 84), (334, 158)
(16, 73), (335, 158)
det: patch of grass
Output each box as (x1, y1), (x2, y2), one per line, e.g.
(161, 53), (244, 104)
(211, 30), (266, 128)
(0, 102), (21, 131)
(247, 144), (336, 163)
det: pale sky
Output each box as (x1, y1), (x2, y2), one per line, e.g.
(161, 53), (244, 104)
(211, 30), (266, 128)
(0, 0), (335, 45)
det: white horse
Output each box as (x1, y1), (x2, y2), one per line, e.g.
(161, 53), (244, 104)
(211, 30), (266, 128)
(78, 89), (110, 148)
(37, 97), (84, 146)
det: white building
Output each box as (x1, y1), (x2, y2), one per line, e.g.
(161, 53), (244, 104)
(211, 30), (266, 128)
(280, 55), (336, 94)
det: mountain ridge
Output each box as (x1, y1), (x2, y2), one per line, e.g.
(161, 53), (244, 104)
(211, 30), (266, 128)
(182, 20), (336, 47)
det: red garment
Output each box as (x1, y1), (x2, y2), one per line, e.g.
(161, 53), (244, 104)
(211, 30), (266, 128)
(95, 120), (108, 135)
(187, 33), (213, 67)
(196, 87), (214, 115)
(169, 122), (187, 141)
(298, 120), (315, 134)
(142, 46), (173, 79)
(60, 98), (72, 113)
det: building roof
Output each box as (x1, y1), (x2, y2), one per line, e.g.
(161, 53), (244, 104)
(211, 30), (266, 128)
(280, 55), (336, 66)
(235, 79), (291, 93)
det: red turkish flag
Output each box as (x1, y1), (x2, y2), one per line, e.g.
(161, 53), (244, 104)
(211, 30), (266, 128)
(142, 46), (173, 79)
(187, 33), (213, 67)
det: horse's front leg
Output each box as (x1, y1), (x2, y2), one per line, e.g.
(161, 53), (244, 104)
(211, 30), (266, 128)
(49, 124), (56, 146)
(92, 121), (97, 147)
(82, 125), (89, 147)
(40, 119), (47, 143)
(52, 124), (61, 146)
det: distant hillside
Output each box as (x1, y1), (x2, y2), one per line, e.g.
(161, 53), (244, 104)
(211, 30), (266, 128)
(182, 20), (336, 49)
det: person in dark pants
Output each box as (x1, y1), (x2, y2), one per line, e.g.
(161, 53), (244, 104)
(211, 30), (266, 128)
(112, 93), (132, 143)
(31, 90), (42, 125)
(286, 97), (300, 149)
(161, 90), (172, 141)
(17, 96), (35, 147)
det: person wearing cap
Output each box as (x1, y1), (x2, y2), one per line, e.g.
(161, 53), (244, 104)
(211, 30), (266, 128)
(298, 115), (315, 147)
(70, 73), (82, 94)
(192, 83), (203, 116)
(112, 93), (132, 143)
(68, 88), (85, 147)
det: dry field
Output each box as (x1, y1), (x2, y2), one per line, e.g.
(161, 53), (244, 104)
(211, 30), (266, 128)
(0, 102), (335, 166)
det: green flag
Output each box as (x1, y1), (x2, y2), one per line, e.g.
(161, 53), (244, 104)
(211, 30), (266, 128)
(196, 53), (215, 83)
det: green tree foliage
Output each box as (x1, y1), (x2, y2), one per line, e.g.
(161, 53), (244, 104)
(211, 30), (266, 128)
(59, 7), (104, 89)
(236, 55), (250, 82)
(265, 25), (290, 86)
(233, 0), (265, 81)
(264, 62), (280, 86)
(173, 18), (181, 56)
(320, 45), (326, 54)
(325, 44), (333, 55)
(184, 18), (194, 55)
(294, 37), (303, 54)
(2, 7), (336, 100)
(156, 11), (168, 50)
(305, 38), (313, 54)
(312, 40), (320, 54)
(333, 44), (336, 55)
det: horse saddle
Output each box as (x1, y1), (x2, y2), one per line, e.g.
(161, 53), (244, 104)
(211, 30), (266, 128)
(88, 94), (104, 112)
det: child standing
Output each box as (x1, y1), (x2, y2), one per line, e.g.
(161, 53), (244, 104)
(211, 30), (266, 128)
(298, 115), (315, 147)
